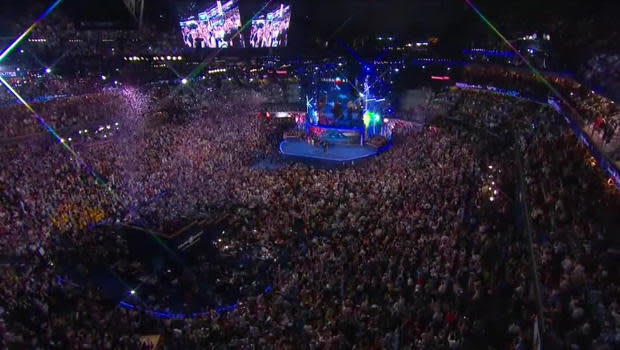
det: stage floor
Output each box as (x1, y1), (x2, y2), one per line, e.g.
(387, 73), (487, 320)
(280, 139), (386, 161)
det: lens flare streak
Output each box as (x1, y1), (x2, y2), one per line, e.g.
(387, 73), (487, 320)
(0, 0), (63, 63)
(462, 0), (585, 122)
(0, 76), (124, 205)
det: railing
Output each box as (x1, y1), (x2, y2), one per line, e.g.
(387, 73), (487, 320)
(515, 144), (546, 343)
(453, 83), (620, 190)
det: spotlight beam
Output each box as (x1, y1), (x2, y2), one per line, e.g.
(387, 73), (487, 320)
(462, 0), (588, 124)
(461, 0), (589, 335)
(0, 76), (125, 206)
(0, 0), (63, 63)
(337, 39), (369, 68)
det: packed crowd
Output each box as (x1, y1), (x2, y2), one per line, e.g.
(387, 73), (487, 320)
(0, 90), (136, 139)
(0, 81), (518, 348)
(1, 0), (620, 347)
(0, 73), (108, 106)
(1, 76), (620, 349)
(522, 113), (620, 348)
(442, 88), (620, 349)
(462, 66), (618, 125)
(463, 65), (620, 164)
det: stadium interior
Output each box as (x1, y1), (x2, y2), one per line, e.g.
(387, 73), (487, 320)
(1, 0), (620, 349)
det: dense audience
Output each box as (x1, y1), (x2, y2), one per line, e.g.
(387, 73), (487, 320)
(439, 89), (620, 349)
(0, 81), (519, 348)
(1, 64), (620, 349)
(523, 115), (620, 348)
(0, 73), (106, 107)
(0, 90), (136, 139)
(463, 66), (620, 164)
(1, 0), (619, 347)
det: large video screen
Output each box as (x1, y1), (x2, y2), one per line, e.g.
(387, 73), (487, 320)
(249, 3), (291, 48)
(179, 0), (244, 49)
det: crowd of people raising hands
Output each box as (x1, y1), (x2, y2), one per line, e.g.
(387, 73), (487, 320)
(0, 90), (134, 139)
(0, 82), (523, 348)
(1, 74), (620, 349)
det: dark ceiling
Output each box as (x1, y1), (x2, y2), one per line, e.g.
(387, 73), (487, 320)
(3, 0), (618, 50)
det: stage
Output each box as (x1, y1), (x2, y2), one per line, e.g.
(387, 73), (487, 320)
(279, 139), (390, 162)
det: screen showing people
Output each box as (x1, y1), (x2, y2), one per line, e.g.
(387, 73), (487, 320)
(250, 3), (291, 48)
(179, 0), (244, 49)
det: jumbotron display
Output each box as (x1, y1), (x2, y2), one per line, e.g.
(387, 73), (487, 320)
(179, 0), (244, 49)
(249, 3), (291, 48)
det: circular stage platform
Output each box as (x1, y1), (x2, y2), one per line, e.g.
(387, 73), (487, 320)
(279, 139), (391, 162)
